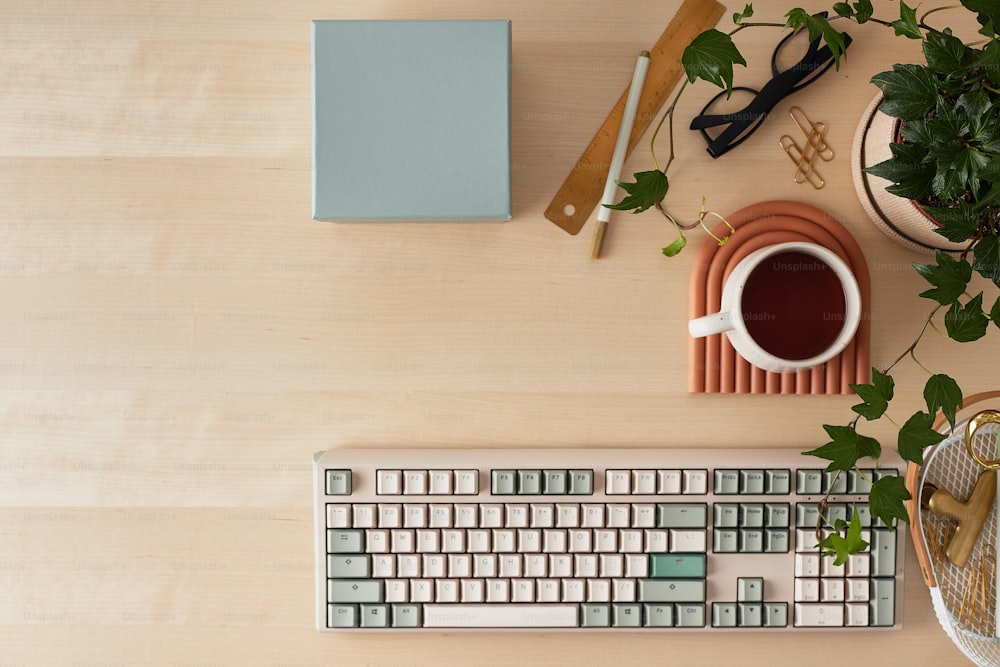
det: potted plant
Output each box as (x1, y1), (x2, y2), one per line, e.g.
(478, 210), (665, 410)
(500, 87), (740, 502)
(612, 0), (1000, 561)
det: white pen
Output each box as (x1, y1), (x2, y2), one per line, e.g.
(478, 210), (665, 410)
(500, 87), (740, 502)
(591, 49), (651, 259)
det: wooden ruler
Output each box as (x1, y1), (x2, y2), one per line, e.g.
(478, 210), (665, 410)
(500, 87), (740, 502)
(544, 0), (725, 235)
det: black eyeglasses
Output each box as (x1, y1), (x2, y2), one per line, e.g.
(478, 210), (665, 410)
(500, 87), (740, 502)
(689, 25), (852, 158)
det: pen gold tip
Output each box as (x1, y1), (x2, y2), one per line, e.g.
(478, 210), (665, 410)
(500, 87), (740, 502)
(641, 50), (650, 58)
(590, 220), (608, 259)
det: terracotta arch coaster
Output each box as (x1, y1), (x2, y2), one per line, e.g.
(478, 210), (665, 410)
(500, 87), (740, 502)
(688, 200), (871, 394)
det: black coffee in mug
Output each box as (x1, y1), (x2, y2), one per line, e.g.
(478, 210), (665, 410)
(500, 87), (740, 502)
(738, 250), (848, 360)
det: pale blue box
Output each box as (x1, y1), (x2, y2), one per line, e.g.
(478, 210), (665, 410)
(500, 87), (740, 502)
(312, 19), (512, 220)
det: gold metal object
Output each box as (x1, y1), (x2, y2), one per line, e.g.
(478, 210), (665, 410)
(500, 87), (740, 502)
(966, 409), (1000, 469)
(780, 106), (833, 189)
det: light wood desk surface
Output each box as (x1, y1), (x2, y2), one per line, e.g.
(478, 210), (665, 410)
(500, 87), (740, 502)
(1, 0), (991, 664)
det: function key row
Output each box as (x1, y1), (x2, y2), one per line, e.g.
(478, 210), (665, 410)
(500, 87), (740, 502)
(795, 469), (897, 495)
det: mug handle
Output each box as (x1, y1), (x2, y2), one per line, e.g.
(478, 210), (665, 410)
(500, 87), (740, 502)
(688, 311), (734, 338)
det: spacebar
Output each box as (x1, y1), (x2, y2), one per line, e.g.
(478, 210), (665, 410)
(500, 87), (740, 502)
(423, 604), (579, 628)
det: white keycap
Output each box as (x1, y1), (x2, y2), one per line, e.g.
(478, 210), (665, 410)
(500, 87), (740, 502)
(530, 504), (554, 527)
(403, 504), (427, 528)
(428, 470), (453, 495)
(537, 579), (561, 602)
(423, 554), (446, 578)
(632, 504), (656, 528)
(848, 578), (870, 602)
(468, 530), (491, 553)
(613, 578), (636, 602)
(423, 604), (578, 628)
(574, 554), (598, 577)
(391, 529), (414, 553)
(474, 554), (497, 578)
(373, 555), (395, 578)
(481, 505), (503, 528)
(353, 504), (375, 528)
(821, 578), (845, 602)
(569, 530), (592, 553)
(633, 470), (657, 494)
(847, 553), (871, 578)
(658, 470), (682, 494)
(435, 579), (459, 602)
(512, 578), (535, 602)
(486, 579), (509, 602)
(588, 578), (611, 602)
(448, 554), (471, 578)
(620, 530), (643, 554)
(581, 504), (605, 528)
(549, 554), (572, 577)
(543, 529), (567, 553)
(506, 504), (528, 528)
(428, 504), (452, 528)
(625, 555), (647, 578)
(645, 529), (669, 553)
(607, 504), (630, 528)
(600, 554), (623, 578)
(455, 470), (479, 495)
(683, 470), (708, 494)
(442, 529), (465, 553)
(462, 578), (484, 602)
(398, 555), (420, 577)
(794, 578), (821, 602)
(557, 504), (580, 527)
(594, 529), (617, 553)
(385, 579), (408, 602)
(821, 557), (845, 578)
(366, 529), (389, 553)
(670, 529), (706, 552)
(606, 470), (631, 494)
(796, 529), (820, 552)
(518, 529), (541, 553)
(378, 470), (402, 495)
(562, 579), (585, 602)
(410, 579), (433, 603)
(492, 529), (516, 553)
(794, 603), (845, 627)
(404, 470), (427, 495)
(378, 504), (401, 528)
(846, 602), (869, 626)
(327, 504), (351, 528)
(794, 554), (820, 577)
(455, 505), (478, 528)
(499, 555), (522, 577)
(524, 555), (547, 577)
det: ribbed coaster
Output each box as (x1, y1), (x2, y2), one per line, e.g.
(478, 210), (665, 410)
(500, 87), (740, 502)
(688, 201), (871, 394)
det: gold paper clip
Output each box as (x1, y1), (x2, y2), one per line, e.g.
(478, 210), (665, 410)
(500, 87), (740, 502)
(779, 106), (833, 189)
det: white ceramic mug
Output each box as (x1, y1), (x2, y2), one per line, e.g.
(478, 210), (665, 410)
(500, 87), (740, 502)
(688, 242), (862, 373)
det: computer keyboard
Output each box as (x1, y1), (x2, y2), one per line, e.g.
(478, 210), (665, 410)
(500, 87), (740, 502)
(313, 448), (904, 631)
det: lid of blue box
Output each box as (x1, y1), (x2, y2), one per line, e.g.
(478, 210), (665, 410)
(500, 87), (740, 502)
(312, 19), (512, 220)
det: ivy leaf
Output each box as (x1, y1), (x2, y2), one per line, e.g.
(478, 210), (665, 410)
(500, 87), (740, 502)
(833, 2), (853, 18)
(733, 3), (753, 24)
(898, 411), (947, 464)
(850, 368), (894, 420)
(962, 0), (1000, 35)
(863, 143), (934, 200)
(871, 64), (939, 121)
(806, 425), (881, 472)
(913, 250), (973, 305)
(818, 511), (869, 564)
(681, 29), (746, 96)
(924, 374), (963, 430)
(973, 235), (1000, 288)
(923, 201), (981, 243)
(992, 295), (1000, 329)
(869, 475), (912, 526)
(662, 235), (687, 257)
(784, 9), (849, 66)
(945, 293), (990, 342)
(605, 170), (668, 214)
(853, 0), (874, 23)
(892, 1), (923, 39)
(922, 29), (974, 74)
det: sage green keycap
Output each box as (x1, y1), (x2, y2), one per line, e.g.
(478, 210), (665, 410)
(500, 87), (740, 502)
(825, 503), (848, 524)
(795, 503), (820, 528)
(737, 577), (763, 602)
(712, 602), (737, 627)
(569, 469), (594, 495)
(764, 528), (790, 553)
(492, 469), (517, 495)
(517, 469), (542, 495)
(871, 528), (896, 577)
(360, 603), (390, 627)
(765, 503), (790, 527)
(739, 528), (763, 553)
(766, 469), (791, 495)
(328, 579), (384, 603)
(741, 469), (765, 494)
(713, 528), (738, 553)
(870, 578), (895, 626)
(656, 503), (708, 528)
(740, 503), (764, 527)
(643, 603), (673, 627)
(675, 603), (706, 627)
(649, 553), (706, 578)
(824, 471), (848, 494)
(796, 470), (823, 494)
(326, 470), (352, 495)
(543, 469), (567, 494)
(328, 554), (371, 578)
(328, 604), (358, 628)
(581, 603), (610, 627)
(853, 503), (873, 527)
(327, 529), (364, 553)
(638, 579), (706, 602)
(392, 604), (422, 628)
(764, 602), (788, 627)
(612, 603), (641, 627)
(738, 603), (763, 627)
(850, 469), (874, 494)
(714, 503), (739, 528)
(714, 470), (740, 494)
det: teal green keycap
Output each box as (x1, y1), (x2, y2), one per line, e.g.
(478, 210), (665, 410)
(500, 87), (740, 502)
(648, 553), (706, 579)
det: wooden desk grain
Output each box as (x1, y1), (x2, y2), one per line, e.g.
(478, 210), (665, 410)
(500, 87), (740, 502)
(0, 1), (987, 664)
